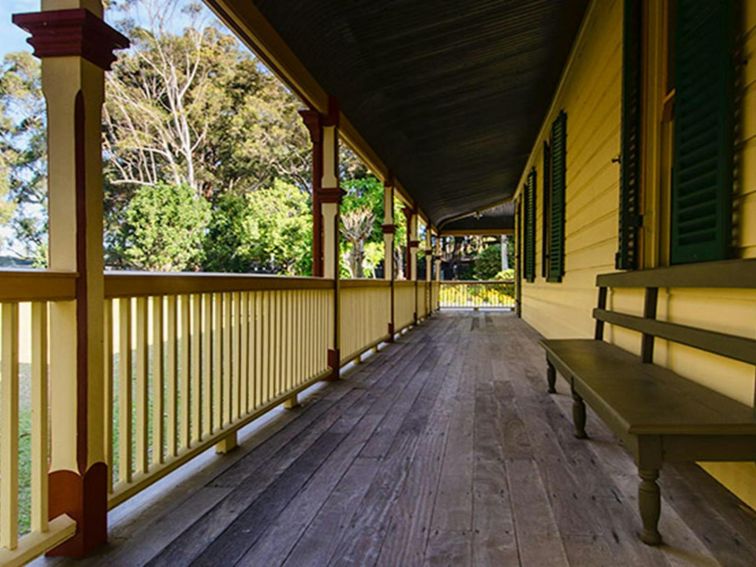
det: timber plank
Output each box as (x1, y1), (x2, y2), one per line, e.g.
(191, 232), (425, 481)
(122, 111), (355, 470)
(506, 458), (569, 567)
(281, 458), (381, 567)
(660, 464), (756, 567)
(146, 388), (367, 566)
(210, 336), (429, 489)
(374, 332), (465, 566)
(191, 430), (347, 566)
(423, 327), (477, 566)
(329, 327), (460, 565)
(469, 330), (524, 566)
(234, 326), (448, 565)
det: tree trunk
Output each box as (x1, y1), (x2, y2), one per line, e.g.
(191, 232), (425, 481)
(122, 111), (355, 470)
(501, 235), (509, 271)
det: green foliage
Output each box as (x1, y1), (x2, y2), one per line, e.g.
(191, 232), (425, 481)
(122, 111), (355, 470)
(474, 244), (503, 280)
(240, 180), (312, 275)
(116, 183), (210, 271)
(495, 268), (515, 281)
(363, 242), (385, 277)
(0, 51), (46, 259)
(342, 176), (383, 242)
(340, 170), (387, 278)
(202, 193), (252, 273)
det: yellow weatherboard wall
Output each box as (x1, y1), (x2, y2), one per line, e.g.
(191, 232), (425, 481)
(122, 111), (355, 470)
(516, 0), (756, 509)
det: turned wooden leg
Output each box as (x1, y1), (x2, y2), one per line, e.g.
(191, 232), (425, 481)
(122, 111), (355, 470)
(638, 468), (662, 545)
(546, 360), (557, 394)
(283, 394), (300, 410)
(571, 388), (587, 439)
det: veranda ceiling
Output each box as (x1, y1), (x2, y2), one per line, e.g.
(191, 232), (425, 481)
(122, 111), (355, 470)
(212, 0), (588, 231)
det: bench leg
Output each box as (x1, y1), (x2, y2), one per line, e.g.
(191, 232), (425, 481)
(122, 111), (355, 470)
(571, 388), (588, 439)
(638, 468), (662, 545)
(546, 360), (557, 394)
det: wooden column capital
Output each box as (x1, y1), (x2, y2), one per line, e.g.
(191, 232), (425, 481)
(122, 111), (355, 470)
(401, 205), (416, 222)
(298, 109), (323, 144)
(13, 8), (130, 70)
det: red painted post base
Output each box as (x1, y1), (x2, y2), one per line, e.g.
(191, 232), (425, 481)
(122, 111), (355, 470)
(326, 348), (340, 381)
(46, 462), (108, 557)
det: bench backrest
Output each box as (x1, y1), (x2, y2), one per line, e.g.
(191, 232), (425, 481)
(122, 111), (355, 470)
(593, 259), (756, 366)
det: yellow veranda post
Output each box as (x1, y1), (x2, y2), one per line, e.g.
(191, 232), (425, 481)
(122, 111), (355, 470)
(14, 0), (129, 556)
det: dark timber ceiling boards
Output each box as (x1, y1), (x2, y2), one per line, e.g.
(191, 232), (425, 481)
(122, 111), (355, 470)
(441, 202), (515, 234)
(251, 0), (588, 230)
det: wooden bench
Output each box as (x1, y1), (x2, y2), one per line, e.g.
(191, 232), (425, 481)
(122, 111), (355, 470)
(540, 259), (756, 545)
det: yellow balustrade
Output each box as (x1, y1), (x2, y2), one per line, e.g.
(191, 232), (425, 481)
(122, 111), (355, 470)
(0, 272), (77, 566)
(395, 281), (416, 331)
(431, 281), (441, 311)
(102, 273), (334, 506)
(0, 269), (438, 563)
(416, 282), (429, 319)
(439, 281), (516, 309)
(339, 280), (391, 364)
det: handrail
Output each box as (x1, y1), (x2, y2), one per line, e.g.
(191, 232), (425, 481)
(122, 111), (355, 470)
(341, 278), (391, 288)
(0, 270), (77, 301)
(104, 271), (333, 297)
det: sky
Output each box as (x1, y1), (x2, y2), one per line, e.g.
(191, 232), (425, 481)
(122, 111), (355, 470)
(0, 1), (207, 257)
(1, 1), (38, 57)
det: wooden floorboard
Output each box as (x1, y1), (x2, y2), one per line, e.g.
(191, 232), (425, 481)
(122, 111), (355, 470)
(40, 312), (756, 567)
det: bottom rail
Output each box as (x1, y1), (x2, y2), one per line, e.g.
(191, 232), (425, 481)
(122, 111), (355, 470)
(0, 515), (76, 567)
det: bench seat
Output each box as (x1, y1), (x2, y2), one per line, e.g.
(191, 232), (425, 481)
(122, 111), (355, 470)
(541, 336), (756, 545)
(541, 339), (756, 437)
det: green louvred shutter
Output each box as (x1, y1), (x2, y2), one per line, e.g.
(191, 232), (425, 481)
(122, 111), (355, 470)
(616, 0), (642, 270)
(549, 111), (566, 282)
(671, 0), (735, 264)
(542, 142), (551, 278)
(524, 168), (536, 282)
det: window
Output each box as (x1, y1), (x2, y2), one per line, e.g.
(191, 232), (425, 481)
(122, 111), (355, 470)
(548, 111), (567, 282)
(524, 168), (537, 282)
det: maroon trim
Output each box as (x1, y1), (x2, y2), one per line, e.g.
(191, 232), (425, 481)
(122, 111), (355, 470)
(326, 348), (340, 380)
(319, 187), (345, 204)
(387, 322), (395, 342)
(381, 223), (396, 234)
(424, 248), (432, 255)
(298, 109), (323, 144)
(13, 9), (129, 70)
(408, 240), (421, 248)
(47, 463), (107, 557)
(324, 95), (340, 127)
